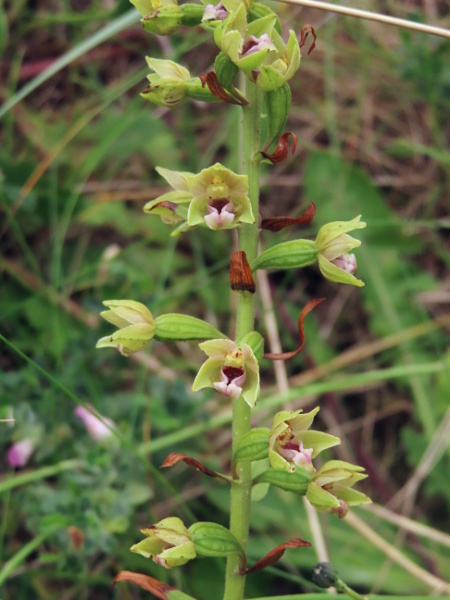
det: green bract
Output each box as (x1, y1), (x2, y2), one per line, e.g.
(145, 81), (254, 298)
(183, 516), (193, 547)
(154, 314), (226, 341)
(130, 517), (196, 569)
(307, 460), (372, 517)
(214, 4), (277, 72)
(254, 467), (312, 495)
(269, 408), (340, 473)
(192, 339), (260, 407)
(96, 300), (155, 356)
(144, 163), (253, 233)
(315, 215), (366, 287)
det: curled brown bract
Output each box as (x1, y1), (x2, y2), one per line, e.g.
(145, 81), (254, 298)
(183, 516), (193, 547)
(261, 201), (316, 232)
(113, 571), (173, 599)
(261, 131), (297, 163)
(300, 24), (317, 55)
(264, 298), (325, 360)
(242, 538), (311, 575)
(230, 250), (256, 293)
(161, 452), (230, 481)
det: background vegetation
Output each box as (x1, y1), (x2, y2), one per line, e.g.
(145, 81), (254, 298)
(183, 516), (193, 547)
(1, 0), (449, 598)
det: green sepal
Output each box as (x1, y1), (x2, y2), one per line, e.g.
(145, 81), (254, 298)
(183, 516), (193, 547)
(252, 240), (318, 271)
(306, 481), (340, 510)
(264, 83), (291, 149)
(254, 467), (312, 495)
(215, 51), (239, 89)
(180, 3), (205, 27)
(154, 314), (226, 342)
(248, 2), (282, 35)
(233, 428), (270, 463)
(141, 5), (183, 35)
(188, 522), (245, 561)
(237, 331), (264, 362)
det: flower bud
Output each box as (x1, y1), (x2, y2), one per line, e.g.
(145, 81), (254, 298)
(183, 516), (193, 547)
(315, 216), (366, 286)
(312, 562), (340, 588)
(74, 405), (115, 441)
(142, 58), (190, 108)
(96, 300), (155, 356)
(130, 517), (196, 569)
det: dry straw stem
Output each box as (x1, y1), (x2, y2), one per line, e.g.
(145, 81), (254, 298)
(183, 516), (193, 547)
(363, 504), (450, 548)
(345, 511), (450, 594)
(277, 0), (450, 38)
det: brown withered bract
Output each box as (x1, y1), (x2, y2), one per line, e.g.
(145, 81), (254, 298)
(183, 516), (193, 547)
(242, 538), (311, 575)
(114, 571), (174, 597)
(262, 131), (297, 163)
(300, 24), (317, 55)
(261, 201), (316, 232)
(200, 72), (241, 104)
(161, 452), (229, 481)
(264, 298), (325, 360)
(230, 251), (256, 293)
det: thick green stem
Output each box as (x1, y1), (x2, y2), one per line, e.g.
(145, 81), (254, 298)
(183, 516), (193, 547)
(223, 79), (263, 600)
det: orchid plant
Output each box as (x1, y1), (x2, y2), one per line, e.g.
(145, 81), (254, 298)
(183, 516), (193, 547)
(96, 1), (371, 598)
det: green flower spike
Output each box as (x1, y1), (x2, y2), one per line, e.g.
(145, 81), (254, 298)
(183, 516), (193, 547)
(269, 407), (340, 474)
(188, 163), (254, 230)
(130, 517), (196, 569)
(214, 4), (277, 72)
(315, 215), (366, 287)
(130, 0), (183, 36)
(307, 460), (372, 518)
(253, 29), (301, 91)
(96, 300), (155, 357)
(192, 339), (260, 407)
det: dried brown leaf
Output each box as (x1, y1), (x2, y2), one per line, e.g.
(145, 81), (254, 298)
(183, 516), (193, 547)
(243, 538), (311, 574)
(261, 131), (297, 163)
(113, 571), (173, 598)
(161, 452), (229, 481)
(300, 25), (317, 55)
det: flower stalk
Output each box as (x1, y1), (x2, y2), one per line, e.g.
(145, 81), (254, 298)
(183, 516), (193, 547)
(223, 76), (263, 600)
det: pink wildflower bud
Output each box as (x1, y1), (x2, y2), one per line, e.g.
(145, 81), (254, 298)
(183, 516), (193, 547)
(330, 499), (350, 519)
(7, 439), (34, 468)
(74, 405), (115, 440)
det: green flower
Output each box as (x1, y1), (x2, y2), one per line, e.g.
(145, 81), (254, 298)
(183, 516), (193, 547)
(306, 460), (372, 517)
(188, 163), (253, 230)
(252, 29), (301, 91)
(315, 216), (366, 287)
(144, 163), (253, 232)
(130, 517), (196, 569)
(130, 0), (183, 35)
(269, 408), (340, 474)
(96, 300), (155, 356)
(142, 58), (191, 107)
(192, 339), (260, 407)
(214, 4), (277, 72)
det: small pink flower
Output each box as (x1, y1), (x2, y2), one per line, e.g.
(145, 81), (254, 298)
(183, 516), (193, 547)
(204, 200), (235, 230)
(241, 34), (275, 58)
(7, 439), (34, 468)
(203, 2), (228, 21)
(213, 365), (247, 399)
(331, 253), (357, 274)
(74, 405), (115, 440)
(278, 440), (313, 467)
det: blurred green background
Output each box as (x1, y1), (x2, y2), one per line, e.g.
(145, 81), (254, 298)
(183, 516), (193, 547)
(1, 0), (449, 598)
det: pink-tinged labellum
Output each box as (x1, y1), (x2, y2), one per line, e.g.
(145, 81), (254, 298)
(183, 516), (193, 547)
(261, 201), (316, 232)
(161, 452), (230, 481)
(230, 250), (256, 293)
(264, 298), (325, 360)
(261, 131), (297, 163)
(300, 24), (317, 55)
